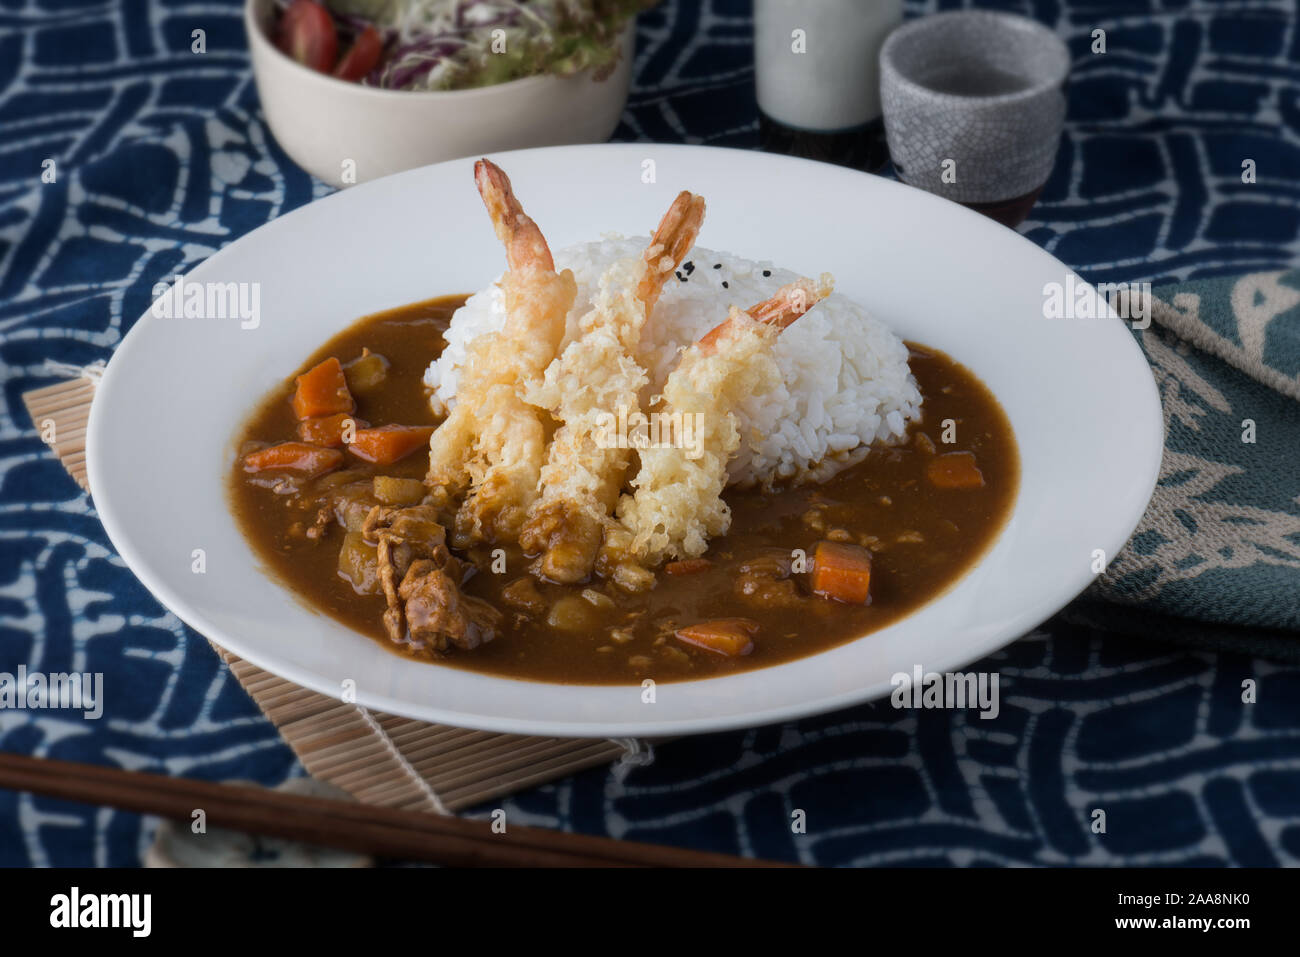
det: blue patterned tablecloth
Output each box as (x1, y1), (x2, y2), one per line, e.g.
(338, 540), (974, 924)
(2, 0), (1299, 866)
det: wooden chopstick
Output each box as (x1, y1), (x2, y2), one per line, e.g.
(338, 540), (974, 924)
(0, 753), (790, 867)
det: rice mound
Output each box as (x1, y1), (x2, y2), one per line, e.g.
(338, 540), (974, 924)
(425, 237), (922, 487)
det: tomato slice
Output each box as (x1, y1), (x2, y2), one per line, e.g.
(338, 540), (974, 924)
(334, 26), (383, 82)
(277, 0), (338, 74)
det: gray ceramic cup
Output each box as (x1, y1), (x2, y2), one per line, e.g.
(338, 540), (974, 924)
(880, 11), (1069, 225)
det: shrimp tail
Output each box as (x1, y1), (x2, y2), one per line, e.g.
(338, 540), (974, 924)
(697, 273), (834, 355)
(474, 158), (556, 275)
(638, 191), (706, 313)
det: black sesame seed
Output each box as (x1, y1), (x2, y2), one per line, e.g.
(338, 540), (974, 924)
(675, 270), (683, 281)
(722, 281), (729, 288)
(713, 263), (722, 269)
(762, 270), (771, 277)
(683, 261), (695, 274)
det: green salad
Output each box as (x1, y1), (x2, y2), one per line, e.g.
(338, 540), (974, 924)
(273, 0), (654, 91)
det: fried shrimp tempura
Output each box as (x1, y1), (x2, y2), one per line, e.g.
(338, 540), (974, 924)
(520, 192), (705, 583)
(613, 275), (834, 567)
(425, 158), (576, 543)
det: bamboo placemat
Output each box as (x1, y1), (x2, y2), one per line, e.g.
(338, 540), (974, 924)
(23, 375), (648, 814)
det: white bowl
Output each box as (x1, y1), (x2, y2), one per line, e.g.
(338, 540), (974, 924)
(87, 144), (1163, 738)
(245, 0), (635, 187)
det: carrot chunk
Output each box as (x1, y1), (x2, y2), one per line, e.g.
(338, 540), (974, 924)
(665, 558), (712, 576)
(242, 442), (343, 477)
(926, 451), (985, 489)
(297, 413), (366, 448)
(347, 425), (435, 465)
(811, 540), (872, 604)
(291, 357), (354, 419)
(675, 618), (758, 657)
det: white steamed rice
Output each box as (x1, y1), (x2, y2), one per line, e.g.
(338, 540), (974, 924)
(424, 237), (922, 487)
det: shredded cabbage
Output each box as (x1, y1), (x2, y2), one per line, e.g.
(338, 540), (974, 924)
(320, 0), (653, 91)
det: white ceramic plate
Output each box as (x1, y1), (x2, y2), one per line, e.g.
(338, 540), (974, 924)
(88, 144), (1162, 738)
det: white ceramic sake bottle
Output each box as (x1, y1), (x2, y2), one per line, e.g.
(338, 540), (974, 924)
(755, 0), (903, 170)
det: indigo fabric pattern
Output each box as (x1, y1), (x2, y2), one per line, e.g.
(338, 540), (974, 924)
(1152, 271), (1300, 401)
(1090, 277), (1300, 637)
(1, 0), (1299, 866)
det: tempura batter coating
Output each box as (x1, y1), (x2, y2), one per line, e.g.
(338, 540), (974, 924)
(426, 158), (576, 543)
(520, 192), (705, 582)
(616, 276), (834, 565)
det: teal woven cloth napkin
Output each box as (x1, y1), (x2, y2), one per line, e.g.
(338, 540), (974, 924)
(1076, 271), (1300, 660)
